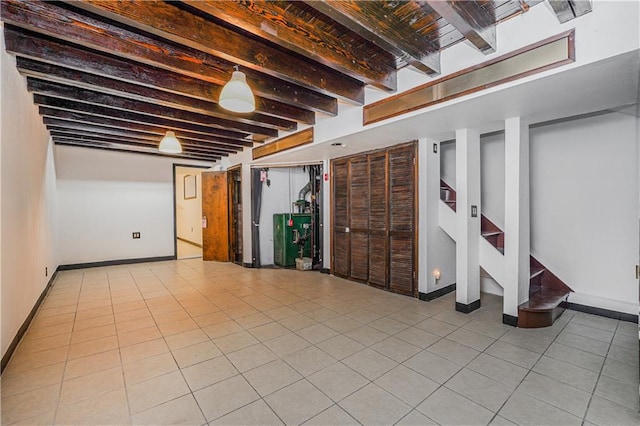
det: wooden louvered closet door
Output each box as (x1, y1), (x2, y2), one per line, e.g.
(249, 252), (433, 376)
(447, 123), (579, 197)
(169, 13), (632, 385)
(388, 145), (416, 296)
(349, 156), (369, 282)
(331, 142), (417, 297)
(332, 159), (349, 278)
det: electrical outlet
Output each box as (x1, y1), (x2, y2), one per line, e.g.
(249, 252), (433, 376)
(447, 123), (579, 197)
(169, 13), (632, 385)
(471, 205), (478, 218)
(132, 232), (141, 239)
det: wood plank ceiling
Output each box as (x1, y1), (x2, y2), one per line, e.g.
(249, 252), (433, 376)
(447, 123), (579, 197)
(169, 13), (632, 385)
(1, 0), (543, 162)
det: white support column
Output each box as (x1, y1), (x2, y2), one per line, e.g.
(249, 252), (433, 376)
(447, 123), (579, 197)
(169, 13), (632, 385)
(455, 129), (481, 313)
(503, 116), (531, 324)
(419, 138), (440, 296)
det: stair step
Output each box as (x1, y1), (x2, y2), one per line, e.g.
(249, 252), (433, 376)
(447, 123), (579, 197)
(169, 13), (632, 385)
(482, 231), (502, 237)
(519, 288), (570, 312)
(529, 268), (545, 280)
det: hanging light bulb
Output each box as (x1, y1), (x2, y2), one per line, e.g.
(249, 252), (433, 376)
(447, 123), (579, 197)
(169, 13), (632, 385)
(219, 65), (255, 113)
(159, 131), (182, 154)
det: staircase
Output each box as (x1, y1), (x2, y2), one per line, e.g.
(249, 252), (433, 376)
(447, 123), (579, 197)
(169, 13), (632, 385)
(439, 180), (573, 328)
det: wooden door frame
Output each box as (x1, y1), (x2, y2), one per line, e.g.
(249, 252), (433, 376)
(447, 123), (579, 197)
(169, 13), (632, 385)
(172, 163), (210, 259)
(227, 165), (242, 265)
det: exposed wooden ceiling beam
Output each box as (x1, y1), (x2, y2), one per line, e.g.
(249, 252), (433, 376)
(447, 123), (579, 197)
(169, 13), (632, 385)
(47, 128), (240, 154)
(27, 78), (295, 132)
(305, 0), (440, 75)
(16, 57), (315, 126)
(58, 0), (365, 104)
(548, 1), (592, 23)
(53, 139), (221, 162)
(43, 118), (253, 148)
(32, 93), (278, 138)
(1, 0), (335, 116)
(183, 0), (397, 91)
(37, 106), (253, 142)
(426, 1), (496, 53)
(49, 131), (234, 156)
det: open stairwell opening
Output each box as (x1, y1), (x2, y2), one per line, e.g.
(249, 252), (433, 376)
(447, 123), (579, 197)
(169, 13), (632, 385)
(439, 179), (573, 328)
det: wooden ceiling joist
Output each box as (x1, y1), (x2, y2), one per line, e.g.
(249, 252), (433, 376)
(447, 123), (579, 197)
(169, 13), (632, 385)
(42, 119), (253, 149)
(47, 128), (240, 155)
(183, 0), (397, 91)
(305, 0), (441, 75)
(26, 78), (296, 132)
(54, 139), (222, 162)
(37, 106), (253, 143)
(58, 0), (365, 104)
(426, 1), (497, 53)
(33, 94), (278, 138)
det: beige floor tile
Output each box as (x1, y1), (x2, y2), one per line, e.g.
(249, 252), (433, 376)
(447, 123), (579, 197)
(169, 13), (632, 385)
(164, 328), (210, 351)
(70, 323), (117, 345)
(73, 314), (115, 331)
(518, 371), (591, 418)
(343, 325), (389, 346)
(265, 379), (333, 425)
(339, 383), (411, 425)
(242, 359), (303, 397)
(112, 299), (148, 313)
(9, 410), (56, 426)
(403, 349), (462, 384)
(304, 405), (359, 425)
(213, 331), (259, 354)
(114, 307), (152, 323)
(59, 366), (125, 407)
(6, 345), (69, 373)
(284, 346), (337, 376)
(202, 320), (243, 339)
(15, 332), (71, 355)
(54, 388), (130, 426)
(417, 386), (494, 426)
(499, 390), (582, 426)
(27, 321), (74, 340)
(595, 374), (640, 410)
(193, 311), (231, 328)
(68, 335), (118, 359)
(371, 336), (422, 363)
(467, 353), (528, 389)
(0, 362), (65, 397)
(116, 316), (157, 334)
(1, 383), (60, 425)
(248, 322), (290, 342)
(210, 399), (283, 426)
(64, 349), (121, 380)
(426, 338), (481, 366)
(533, 356), (599, 392)
(118, 325), (162, 347)
(263, 332), (311, 357)
(132, 393), (206, 425)
(123, 352), (178, 385)
(263, 306), (298, 321)
(393, 326), (441, 349)
(172, 340), (222, 368)
(555, 331), (610, 357)
(278, 314), (318, 331)
(120, 338), (169, 364)
(235, 312), (272, 329)
(226, 343), (277, 373)
(126, 370), (191, 415)
(157, 318), (198, 336)
(485, 340), (541, 369)
(395, 409), (438, 425)
(445, 368), (513, 412)
(31, 312), (75, 328)
(182, 356), (239, 391)
(601, 357), (639, 385)
(375, 365), (439, 407)
(194, 375), (260, 421)
(308, 362), (369, 402)
(322, 315), (363, 333)
(343, 348), (398, 380)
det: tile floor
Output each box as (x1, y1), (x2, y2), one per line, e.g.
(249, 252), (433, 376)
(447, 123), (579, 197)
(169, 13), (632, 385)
(1, 259), (639, 425)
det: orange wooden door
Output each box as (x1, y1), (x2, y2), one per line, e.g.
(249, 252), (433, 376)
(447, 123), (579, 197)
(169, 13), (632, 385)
(202, 171), (229, 262)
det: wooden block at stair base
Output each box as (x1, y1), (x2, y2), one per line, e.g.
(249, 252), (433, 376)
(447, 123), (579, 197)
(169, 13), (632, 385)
(518, 305), (566, 328)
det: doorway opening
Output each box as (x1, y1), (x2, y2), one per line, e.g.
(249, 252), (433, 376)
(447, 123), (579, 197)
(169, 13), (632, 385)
(251, 164), (323, 269)
(174, 165), (208, 259)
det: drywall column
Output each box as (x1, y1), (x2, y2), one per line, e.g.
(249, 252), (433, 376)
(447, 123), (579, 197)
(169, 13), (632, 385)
(455, 129), (481, 312)
(420, 138), (443, 295)
(503, 116), (530, 325)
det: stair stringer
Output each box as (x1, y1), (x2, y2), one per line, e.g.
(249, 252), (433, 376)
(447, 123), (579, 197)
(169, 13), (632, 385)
(439, 199), (505, 287)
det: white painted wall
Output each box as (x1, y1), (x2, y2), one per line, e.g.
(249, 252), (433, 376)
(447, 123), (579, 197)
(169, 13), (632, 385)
(481, 133), (506, 230)
(440, 141), (456, 187)
(257, 167), (309, 266)
(175, 166), (203, 246)
(55, 146), (212, 264)
(1, 37), (58, 358)
(530, 111), (639, 314)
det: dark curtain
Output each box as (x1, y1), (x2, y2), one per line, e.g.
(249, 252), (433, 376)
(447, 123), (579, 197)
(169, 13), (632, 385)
(251, 168), (264, 268)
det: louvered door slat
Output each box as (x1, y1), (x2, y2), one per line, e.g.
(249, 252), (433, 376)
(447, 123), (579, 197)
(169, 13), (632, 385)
(349, 157), (369, 281)
(332, 160), (349, 278)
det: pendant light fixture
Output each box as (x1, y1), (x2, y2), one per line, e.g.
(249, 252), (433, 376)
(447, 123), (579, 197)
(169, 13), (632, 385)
(219, 65), (255, 113)
(159, 131), (182, 154)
